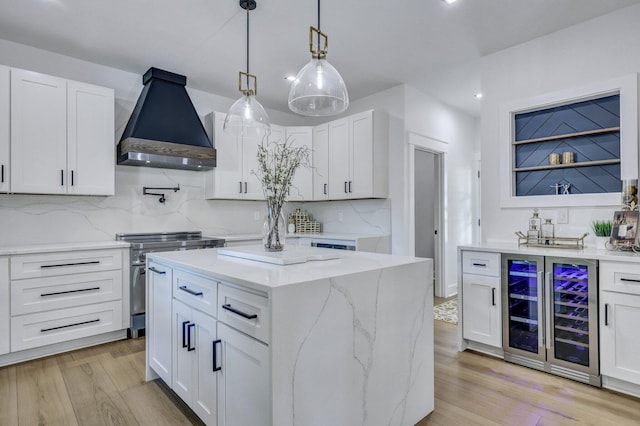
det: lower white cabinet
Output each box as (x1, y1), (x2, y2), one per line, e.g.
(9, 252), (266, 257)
(147, 261), (173, 384)
(462, 273), (502, 348)
(600, 291), (640, 385)
(217, 322), (270, 426)
(0, 257), (9, 355)
(173, 299), (218, 425)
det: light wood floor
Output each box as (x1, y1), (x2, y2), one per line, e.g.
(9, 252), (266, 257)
(1, 320), (639, 425)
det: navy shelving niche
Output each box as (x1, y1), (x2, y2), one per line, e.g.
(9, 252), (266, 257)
(513, 94), (621, 197)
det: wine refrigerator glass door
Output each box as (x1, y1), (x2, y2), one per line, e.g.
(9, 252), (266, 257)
(546, 257), (599, 376)
(502, 254), (545, 363)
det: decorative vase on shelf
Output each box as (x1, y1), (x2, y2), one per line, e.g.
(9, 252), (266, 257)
(262, 204), (286, 252)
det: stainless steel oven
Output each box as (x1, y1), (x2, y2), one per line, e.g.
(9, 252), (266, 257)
(116, 231), (225, 337)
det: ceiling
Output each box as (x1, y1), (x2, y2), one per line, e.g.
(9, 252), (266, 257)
(1, 0), (639, 117)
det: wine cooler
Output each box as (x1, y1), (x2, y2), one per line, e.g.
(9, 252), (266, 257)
(502, 254), (600, 386)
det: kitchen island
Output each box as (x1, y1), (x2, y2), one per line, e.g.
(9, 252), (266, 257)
(146, 246), (433, 426)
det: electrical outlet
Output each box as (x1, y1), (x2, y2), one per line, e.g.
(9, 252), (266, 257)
(337, 212), (344, 222)
(557, 208), (568, 224)
(254, 210), (260, 221)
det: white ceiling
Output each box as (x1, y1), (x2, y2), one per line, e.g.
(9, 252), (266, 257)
(1, 0), (639, 117)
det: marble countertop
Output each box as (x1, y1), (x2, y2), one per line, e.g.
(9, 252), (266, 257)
(459, 242), (640, 263)
(208, 232), (388, 242)
(0, 240), (130, 256)
(148, 245), (426, 291)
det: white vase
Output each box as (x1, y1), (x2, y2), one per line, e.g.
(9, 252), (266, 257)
(595, 236), (610, 249)
(262, 205), (286, 252)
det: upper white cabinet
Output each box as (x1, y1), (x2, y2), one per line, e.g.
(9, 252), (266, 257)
(0, 65), (9, 193)
(10, 68), (115, 196)
(328, 110), (388, 199)
(285, 126), (313, 201)
(206, 112), (264, 200)
(312, 124), (329, 200)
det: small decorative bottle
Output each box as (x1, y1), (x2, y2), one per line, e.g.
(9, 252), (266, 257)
(528, 209), (542, 244)
(541, 218), (554, 245)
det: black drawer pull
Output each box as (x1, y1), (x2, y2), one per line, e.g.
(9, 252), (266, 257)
(187, 323), (196, 352)
(222, 304), (257, 319)
(41, 318), (100, 333)
(148, 267), (166, 275)
(492, 288), (496, 306)
(41, 261), (100, 269)
(1, 164), (4, 183)
(604, 304), (609, 326)
(179, 286), (203, 296)
(213, 339), (222, 372)
(61, 169), (64, 186)
(41, 287), (100, 297)
(71, 170), (75, 186)
(472, 262), (487, 268)
(620, 277), (640, 283)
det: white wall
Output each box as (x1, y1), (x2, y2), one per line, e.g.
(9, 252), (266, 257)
(480, 4), (640, 244)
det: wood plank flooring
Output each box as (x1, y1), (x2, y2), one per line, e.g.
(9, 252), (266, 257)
(0, 319), (639, 425)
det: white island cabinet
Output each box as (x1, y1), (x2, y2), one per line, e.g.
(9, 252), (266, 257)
(146, 246), (433, 426)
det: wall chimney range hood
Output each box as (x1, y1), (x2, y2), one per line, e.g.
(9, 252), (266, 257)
(117, 68), (216, 171)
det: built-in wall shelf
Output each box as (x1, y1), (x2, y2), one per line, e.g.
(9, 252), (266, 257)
(513, 158), (621, 172)
(512, 126), (620, 146)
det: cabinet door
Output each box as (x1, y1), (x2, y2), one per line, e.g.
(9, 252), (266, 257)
(328, 118), (350, 200)
(285, 126), (313, 201)
(67, 81), (115, 196)
(0, 65), (9, 193)
(217, 322), (270, 426)
(147, 262), (173, 384)
(11, 69), (67, 194)
(172, 299), (194, 404)
(0, 257), (8, 355)
(601, 291), (640, 385)
(462, 273), (502, 348)
(243, 134), (264, 200)
(349, 111), (374, 198)
(312, 124), (329, 200)
(210, 114), (244, 199)
(192, 309), (218, 425)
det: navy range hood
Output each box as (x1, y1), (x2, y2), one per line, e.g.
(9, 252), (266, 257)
(117, 68), (216, 171)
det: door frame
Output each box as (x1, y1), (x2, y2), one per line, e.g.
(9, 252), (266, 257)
(407, 132), (447, 298)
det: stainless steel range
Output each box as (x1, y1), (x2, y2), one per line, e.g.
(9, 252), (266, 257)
(116, 231), (225, 337)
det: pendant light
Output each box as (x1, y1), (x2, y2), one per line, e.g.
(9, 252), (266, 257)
(224, 0), (271, 138)
(287, 0), (349, 116)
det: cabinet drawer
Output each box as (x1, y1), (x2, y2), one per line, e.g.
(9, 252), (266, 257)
(600, 261), (640, 295)
(173, 269), (217, 315)
(11, 300), (123, 352)
(11, 249), (122, 279)
(11, 270), (122, 315)
(218, 283), (270, 344)
(462, 251), (501, 276)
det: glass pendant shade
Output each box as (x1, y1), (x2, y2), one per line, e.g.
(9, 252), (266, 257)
(223, 92), (271, 139)
(288, 58), (349, 116)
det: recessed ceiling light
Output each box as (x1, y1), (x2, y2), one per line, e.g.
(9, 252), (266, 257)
(474, 92), (483, 99)
(442, 0), (457, 5)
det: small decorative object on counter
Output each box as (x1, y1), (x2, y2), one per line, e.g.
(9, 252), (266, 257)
(287, 208), (322, 234)
(528, 208), (541, 244)
(288, 217), (296, 234)
(548, 153), (560, 165)
(541, 218), (555, 245)
(608, 210), (640, 252)
(621, 179), (638, 211)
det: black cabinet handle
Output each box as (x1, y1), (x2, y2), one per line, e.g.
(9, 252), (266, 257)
(179, 285), (203, 296)
(239, 181), (243, 193)
(41, 287), (100, 297)
(222, 304), (257, 319)
(472, 262), (487, 268)
(1, 164), (4, 183)
(348, 181), (352, 193)
(324, 183), (327, 195)
(71, 170), (74, 186)
(344, 181), (348, 193)
(244, 182), (247, 193)
(61, 169), (64, 186)
(41, 261), (100, 269)
(187, 323), (196, 351)
(620, 277), (640, 283)
(182, 320), (190, 348)
(604, 304), (609, 326)
(212, 339), (222, 372)
(148, 267), (166, 275)
(41, 318), (99, 333)
(492, 288), (496, 306)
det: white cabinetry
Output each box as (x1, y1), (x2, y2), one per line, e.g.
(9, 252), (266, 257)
(10, 68), (114, 195)
(172, 299), (218, 425)
(147, 261), (173, 384)
(0, 257), (8, 355)
(328, 110), (387, 199)
(461, 250), (502, 349)
(206, 112), (263, 200)
(285, 126), (313, 201)
(0, 65), (9, 193)
(600, 261), (640, 390)
(312, 123), (329, 200)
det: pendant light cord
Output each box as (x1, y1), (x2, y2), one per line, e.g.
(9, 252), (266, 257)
(246, 4), (250, 87)
(317, 0), (321, 52)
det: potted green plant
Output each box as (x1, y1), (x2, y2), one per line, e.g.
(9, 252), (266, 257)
(591, 220), (613, 248)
